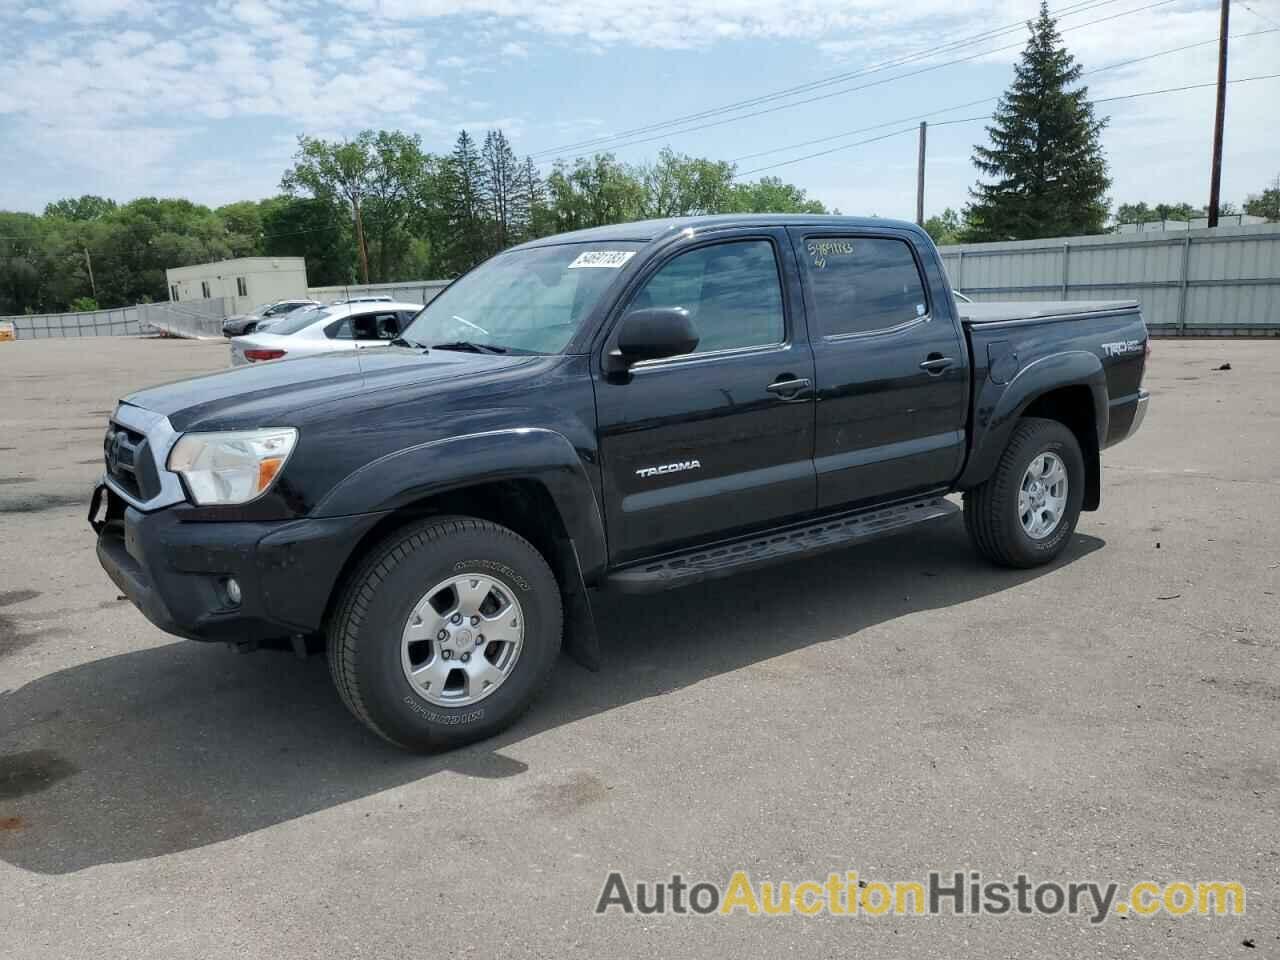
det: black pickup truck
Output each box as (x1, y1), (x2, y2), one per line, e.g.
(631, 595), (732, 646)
(90, 215), (1149, 750)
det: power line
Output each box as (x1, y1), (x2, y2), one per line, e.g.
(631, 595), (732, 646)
(923, 73), (1280, 120)
(528, 0), (1126, 159)
(529, 0), (1177, 161)
(923, 72), (1280, 119)
(731, 26), (1278, 166)
(735, 73), (1280, 176)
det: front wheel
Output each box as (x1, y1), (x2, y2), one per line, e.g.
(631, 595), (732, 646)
(328, 516), (563, 751)
(964, 417), (1085, 568)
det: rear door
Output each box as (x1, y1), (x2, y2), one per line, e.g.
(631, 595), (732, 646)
(594, 229), (817, 563)
(787, 227), (969, 509)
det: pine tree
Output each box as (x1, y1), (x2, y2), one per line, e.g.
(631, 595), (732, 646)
(481, 129), (520, 253)
(963, 1), (1110, 241)
(440, 130), (489, 274)
(516, 156), (547, 240)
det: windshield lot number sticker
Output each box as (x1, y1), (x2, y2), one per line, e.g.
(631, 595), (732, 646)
(569, 250), (637, 269)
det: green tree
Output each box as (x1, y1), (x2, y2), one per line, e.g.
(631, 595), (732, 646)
(215, 200), (267, 257)
(361, 130), (433, 281)
(546, 153), (646, 232)
(260, 195), (355, 287)
(962, 1), (1109, 241)
(439, 130), (489, 275)
(724, 176), (828, 214)
(923, 208), (963, 245)
(1244, 174), (1280, 220)
(0, 212), (50, 314)
(481, 129), (521, 252)
(638, 148), (736, 217)
(518, 155), (551, 240)
(282, 132), (377, 283)
(0, 128), (840, 304)
(1111, 201), (1199, 228)
(43, 195), (117, 221)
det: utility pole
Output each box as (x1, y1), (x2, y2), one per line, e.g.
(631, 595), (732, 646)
(83, 247), (96, 298)
(1207, 0), (1230, 228)
(916, 121), (928, 226)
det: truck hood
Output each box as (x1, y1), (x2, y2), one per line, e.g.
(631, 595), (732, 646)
(122, 347), (534, 431)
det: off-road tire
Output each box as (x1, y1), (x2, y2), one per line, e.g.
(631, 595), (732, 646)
(327, 515), (562, 751)
(964, 417), (1085, 569)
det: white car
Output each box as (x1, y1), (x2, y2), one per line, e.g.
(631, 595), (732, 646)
(229, 300), (424, 366)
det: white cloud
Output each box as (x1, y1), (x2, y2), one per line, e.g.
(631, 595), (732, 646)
(1, 0), (1277, 215)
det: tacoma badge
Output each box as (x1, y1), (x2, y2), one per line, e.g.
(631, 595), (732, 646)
(635, 460), (701, 479)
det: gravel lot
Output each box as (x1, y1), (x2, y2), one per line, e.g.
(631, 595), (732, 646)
(1, 336), (1277, 959)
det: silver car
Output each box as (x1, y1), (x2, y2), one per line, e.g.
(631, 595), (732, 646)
(229, 300), (423, 366)
(221, 299), (319, 337)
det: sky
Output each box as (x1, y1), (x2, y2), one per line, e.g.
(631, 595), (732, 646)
(0, 0), (1277, 221)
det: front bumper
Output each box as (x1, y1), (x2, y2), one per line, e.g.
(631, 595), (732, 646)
(91, 484), (386, 643)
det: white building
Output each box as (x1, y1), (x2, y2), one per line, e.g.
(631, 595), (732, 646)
(165, 257), (308, 314)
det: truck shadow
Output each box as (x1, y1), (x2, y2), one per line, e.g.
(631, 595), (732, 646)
(0, 519), (1102, 874)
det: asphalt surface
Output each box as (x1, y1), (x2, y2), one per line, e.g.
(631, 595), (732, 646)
(1, 336), (1277, 959)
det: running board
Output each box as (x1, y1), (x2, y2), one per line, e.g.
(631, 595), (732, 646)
(607, 496), (959, 594)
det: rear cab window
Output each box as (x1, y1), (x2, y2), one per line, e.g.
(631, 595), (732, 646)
(796, 235), (930, 338)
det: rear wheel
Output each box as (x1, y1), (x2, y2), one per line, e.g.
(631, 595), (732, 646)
(964, 417), (1084, 568)
(328, 516), (562, 751)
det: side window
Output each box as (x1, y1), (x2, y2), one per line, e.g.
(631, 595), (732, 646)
(630, 240), (784, 356)
(236, 277), (248, 297)
(801, 237), (928, 337)
(326, 317), (352, 340)
(350, 311), (401, 341)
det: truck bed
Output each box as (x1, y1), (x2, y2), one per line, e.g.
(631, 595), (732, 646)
(958, 300), (1139, 325)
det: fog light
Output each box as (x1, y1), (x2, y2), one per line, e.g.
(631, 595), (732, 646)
(223, 577), (242, 606)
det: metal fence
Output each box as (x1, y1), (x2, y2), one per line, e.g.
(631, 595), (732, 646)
(140, 298), (231, 339)
(5, 305), (150, 339)
(3, 297), (233, 340)
(0, 283), (456, 341)
(307, 280), (451, 305)
(938, 222), (1280, 335)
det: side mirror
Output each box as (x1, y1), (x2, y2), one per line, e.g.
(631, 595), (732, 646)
(612, 307), (699, 368)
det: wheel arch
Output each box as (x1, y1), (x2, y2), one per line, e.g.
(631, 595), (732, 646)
(959, 351), (1106, 511)
(1021, 386), (1101, 510)
(317, 474), (604, 668)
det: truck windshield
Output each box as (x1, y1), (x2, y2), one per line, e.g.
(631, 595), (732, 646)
(401, 243), (645, 354)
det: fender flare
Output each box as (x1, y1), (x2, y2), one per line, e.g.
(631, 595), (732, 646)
(958, 350), (1108, 491)
(313, 427), (608, 579)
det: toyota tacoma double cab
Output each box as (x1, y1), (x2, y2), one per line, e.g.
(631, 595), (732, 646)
(90, 215), (1149, 751)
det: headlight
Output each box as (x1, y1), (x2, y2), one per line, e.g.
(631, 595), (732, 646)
(167, 428), (298, 505)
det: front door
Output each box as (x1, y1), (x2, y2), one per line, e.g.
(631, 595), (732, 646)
(594, 231), (817, 564)
(787, 227), (969, 509)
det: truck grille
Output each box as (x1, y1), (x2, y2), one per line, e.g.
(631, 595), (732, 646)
(104, 423), (162, 502)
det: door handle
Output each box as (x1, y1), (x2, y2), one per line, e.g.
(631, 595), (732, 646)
(766, 377), (811, 397)
(919, 355), (955, 374)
